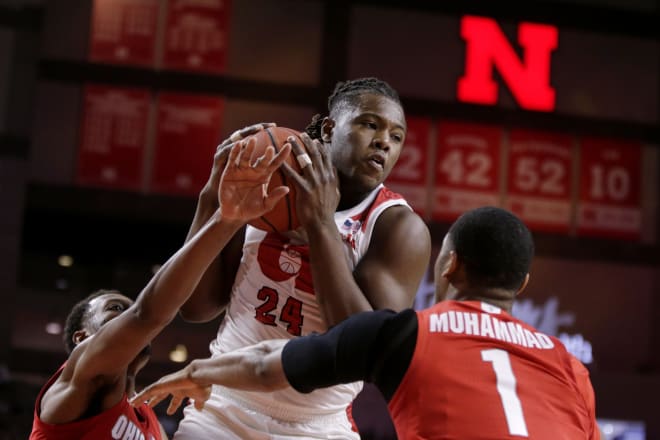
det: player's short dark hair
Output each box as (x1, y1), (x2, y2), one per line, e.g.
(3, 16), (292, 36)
(447, 207), (534, 290)
(305, 77), (402, 140)
(63, 289), (116, 354)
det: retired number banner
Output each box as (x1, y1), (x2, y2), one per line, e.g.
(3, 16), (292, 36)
(505, 130), (573, 233)
(385, 117), (432, 216)
(432, 122), (502, 222)
(77, 85), (150, 190)
(89, 0), (159, 67)
(576, 138), (642, 240)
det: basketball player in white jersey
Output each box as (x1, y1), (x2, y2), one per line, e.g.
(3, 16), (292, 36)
(171, 78), (431, 439)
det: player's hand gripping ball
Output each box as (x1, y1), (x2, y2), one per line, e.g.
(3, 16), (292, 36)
(246, 127), (306, 233)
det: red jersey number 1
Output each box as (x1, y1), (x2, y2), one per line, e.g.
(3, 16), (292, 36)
(481, 349), (529, 437)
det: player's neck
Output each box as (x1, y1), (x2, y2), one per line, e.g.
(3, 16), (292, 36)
(455, 288), (514, 313)
(337, 182), (374, 211)
(126, 374), (136, 396)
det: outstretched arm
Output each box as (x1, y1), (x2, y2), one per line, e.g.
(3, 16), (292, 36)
(131, 309), (418, 413)
(180, 123), (276, 322)
(74, 140), (292, 379)
(42, 141), (292, 425)
(131, 339), (289, 415)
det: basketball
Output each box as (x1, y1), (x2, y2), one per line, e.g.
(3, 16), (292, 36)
(246, 126), (303, 233)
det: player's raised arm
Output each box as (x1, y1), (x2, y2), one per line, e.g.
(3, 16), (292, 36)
(70, 140), (292, 384)
(180, 123), (277, 323)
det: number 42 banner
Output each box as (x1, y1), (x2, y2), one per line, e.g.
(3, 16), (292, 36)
(432, 122), (503, 222)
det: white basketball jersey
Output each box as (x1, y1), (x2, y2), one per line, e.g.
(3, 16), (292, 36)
(209, 184), (411, 418)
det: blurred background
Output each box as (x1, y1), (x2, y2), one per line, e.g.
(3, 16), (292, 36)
(0, 0), (658, 438)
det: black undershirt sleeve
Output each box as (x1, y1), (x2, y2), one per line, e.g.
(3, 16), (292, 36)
(282, 308), (418, 401)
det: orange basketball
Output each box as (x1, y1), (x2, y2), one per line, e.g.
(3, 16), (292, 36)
(246, 126), (303, 233)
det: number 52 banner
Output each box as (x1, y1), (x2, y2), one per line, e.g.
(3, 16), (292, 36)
(505, 130), (574, 233)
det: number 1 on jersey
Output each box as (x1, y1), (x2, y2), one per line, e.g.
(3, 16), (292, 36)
(481, 349), (529, 437)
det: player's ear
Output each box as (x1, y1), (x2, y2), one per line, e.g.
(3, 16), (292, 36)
(72, 330), (88, 346)
(441, 251), (459, 278)
(321, 117), (334, 143)
(515, 273), (530, 297)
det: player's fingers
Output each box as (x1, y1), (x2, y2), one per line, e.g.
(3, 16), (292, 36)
(130, 385), (157, 406)
(265, 143), (291, 171)
(167, 396), (184, 415)
(241, 138), (256, 166)
(251, 144), (275, 168)
(213, 142), (235, 168)
(319, 139), (333, 173)
(220, 122), (277, 148)
(263, 187), (290, 212)
(281, 162), (308, 190)
(137, 391), (167, 409)
(238, 122), (276, 139)
(300, 133), (323, 169)
(287, 136), (314, 177)
(193, 398), (205, 411)
(226, 141), (242, 170)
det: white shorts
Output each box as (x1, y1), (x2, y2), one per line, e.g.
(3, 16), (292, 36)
(173, 386), (360, 440)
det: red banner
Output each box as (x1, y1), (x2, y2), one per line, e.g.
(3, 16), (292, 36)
(162, 0), (231, 74)
(385, 117), (431, 216)
(576, 138), (642, 239)
(150, 93), (223, 196)
(89, 0), (159, 67)
(505, 130), (574, 233)
(432, 122), (503, 222)
(77, 85), (151, 191)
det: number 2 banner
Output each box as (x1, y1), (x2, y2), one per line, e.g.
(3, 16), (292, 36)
(386, 117), (431, 216)
(432, 122), (502, 222)
(505, 130), (574, 233)
(577, 138), (642, 240)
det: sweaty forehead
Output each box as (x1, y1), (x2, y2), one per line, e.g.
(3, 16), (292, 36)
(349, 94), (406, 130)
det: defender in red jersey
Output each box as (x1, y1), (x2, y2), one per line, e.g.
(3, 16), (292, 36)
(30, 140), (292, 439)
(133, 206), (598, 440)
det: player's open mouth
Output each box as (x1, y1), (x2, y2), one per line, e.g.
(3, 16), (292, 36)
(366, 153), (385, 170)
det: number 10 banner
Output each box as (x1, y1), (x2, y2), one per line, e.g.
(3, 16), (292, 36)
(505, 130), (573, 233)
(577, 138), (642, 239)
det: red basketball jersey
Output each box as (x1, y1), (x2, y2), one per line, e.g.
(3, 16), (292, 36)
(30, 365), (162, 440)
(389, 300), (598, 440)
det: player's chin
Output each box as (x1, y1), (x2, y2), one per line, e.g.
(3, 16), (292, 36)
(362, 172), (386, 190)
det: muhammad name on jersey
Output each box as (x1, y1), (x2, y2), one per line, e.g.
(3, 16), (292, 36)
(110, 414), (156, 440)
(430, 310), (555, 350)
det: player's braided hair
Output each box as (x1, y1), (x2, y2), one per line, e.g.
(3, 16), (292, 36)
(305, 77), (401, 140)
(63, 289), (116, 354)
